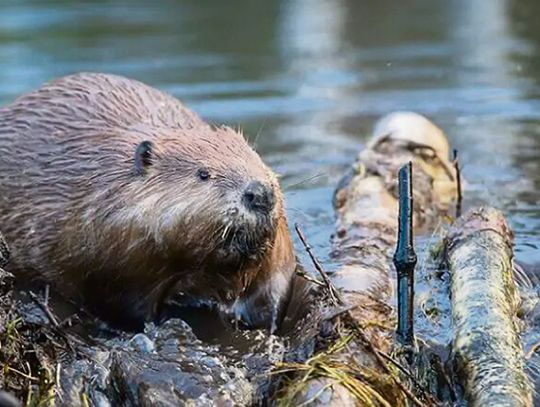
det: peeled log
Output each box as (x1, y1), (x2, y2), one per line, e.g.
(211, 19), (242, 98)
(331, 112), (456, 350)
(446, 207), (532, 406)
(289, 112), (457, 405)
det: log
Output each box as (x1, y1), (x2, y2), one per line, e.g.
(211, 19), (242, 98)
(286, 112), (457, 405)
(446, 207), (532, 406)
(332, 112), (456, 344)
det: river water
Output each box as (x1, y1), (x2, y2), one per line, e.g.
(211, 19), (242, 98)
(1, 0), (538, 268)
(1, 0), (540, 398)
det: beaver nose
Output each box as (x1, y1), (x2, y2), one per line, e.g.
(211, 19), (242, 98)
(243, 181), (275, 213)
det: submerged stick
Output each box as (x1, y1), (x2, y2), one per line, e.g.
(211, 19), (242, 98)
(446, 207), (532, 406)
(393, 162), (417, 346)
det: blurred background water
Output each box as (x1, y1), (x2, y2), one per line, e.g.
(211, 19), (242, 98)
(0, 0), (538, 269)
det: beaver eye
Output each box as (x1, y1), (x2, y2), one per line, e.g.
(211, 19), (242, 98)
(134, 140), (153, 176)
(197, 168), (210, 181)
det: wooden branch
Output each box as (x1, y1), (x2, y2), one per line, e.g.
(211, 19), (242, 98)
(295, 223), (343, 306)
(393, 162), (417, 346)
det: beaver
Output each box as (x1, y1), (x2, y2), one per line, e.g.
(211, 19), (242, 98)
(0, 73), (297, 330)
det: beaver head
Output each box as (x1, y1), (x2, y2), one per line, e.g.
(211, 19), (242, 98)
(63, 124), (290, 328)
(127, 126), (283, 266)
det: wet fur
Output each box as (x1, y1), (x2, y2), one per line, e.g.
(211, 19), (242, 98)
(0, 73), (296, 329)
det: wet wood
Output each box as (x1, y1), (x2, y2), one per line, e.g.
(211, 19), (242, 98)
(331, 113), (455, 345)
(446, 207), (532, 406)
(289, 112), (457, 405)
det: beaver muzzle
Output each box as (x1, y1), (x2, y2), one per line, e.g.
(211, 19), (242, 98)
(217, 182), (275, 259)
(242, 181), (275, 214)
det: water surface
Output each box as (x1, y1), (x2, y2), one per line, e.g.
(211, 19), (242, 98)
(1, 0), (538, 268)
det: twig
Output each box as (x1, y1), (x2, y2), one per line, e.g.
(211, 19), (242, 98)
(294, 223), (342, 306)
(6, 365), (39, 382)
(452, 149), (462, 218)
(56, 362), (63, 402)
(29, 290), (76, 354)
(393, 162), (417, 346)
(44, 284), (50, 306)
(29, 291), (59, 327)
(295, 270), (325, 287)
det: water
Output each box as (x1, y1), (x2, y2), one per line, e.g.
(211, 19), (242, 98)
(1, 0), (538, 269)
(1, 0), (540, 398)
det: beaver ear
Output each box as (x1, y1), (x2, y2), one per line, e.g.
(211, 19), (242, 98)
(134, 140), (153, 176)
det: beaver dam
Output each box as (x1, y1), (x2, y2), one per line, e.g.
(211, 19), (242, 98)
(0, 106), (538, 406)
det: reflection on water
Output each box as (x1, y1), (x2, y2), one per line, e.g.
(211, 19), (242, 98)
(1, 0), (540, 393)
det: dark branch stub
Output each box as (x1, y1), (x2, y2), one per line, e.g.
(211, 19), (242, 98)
(453, 149), (463, 219)
(393, 162), (417, 346)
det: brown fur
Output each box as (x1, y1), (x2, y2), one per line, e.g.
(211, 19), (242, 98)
(0, 73), (296, 329)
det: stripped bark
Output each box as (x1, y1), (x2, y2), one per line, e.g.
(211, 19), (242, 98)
(446, 207), (532, 406)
